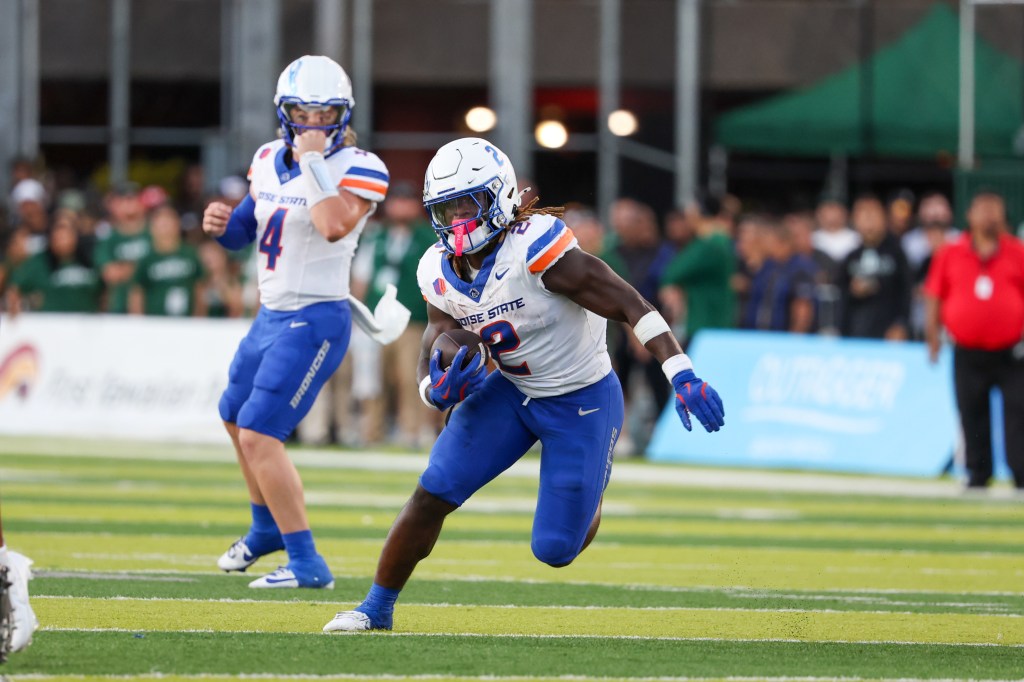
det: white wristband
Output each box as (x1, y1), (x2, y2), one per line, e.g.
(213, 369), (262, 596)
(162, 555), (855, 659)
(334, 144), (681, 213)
(418, 375), (437, 409)
(662, 353), (694, 382)
(633, 310), (672, 346)
(298, 152), (339, 207)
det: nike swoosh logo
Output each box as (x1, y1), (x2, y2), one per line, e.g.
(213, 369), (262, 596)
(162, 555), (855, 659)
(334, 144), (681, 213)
(495, 269), (509, 280)
(578, 407), (601, 416)
(289, 321), (309, 328)
(264, 576), (296, 584)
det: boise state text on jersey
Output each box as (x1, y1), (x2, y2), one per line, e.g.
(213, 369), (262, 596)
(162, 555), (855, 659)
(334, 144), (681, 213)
(417, 214), (612, 398)
(247, 140), (389, 311)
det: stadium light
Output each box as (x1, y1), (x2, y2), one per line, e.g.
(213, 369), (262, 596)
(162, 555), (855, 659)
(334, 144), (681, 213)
(608, 109), (638, 137)
(535, 120), (568, 149)
(465, 106), (497, 133)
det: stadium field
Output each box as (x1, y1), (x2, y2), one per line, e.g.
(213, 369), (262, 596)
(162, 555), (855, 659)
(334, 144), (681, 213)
(2, 436), (1023, 682)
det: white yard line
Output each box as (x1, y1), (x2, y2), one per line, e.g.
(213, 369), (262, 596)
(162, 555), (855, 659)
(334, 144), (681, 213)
(35, 626), (1024, 649)
(28, 594), (1024, 618)
(9, 671), (1024, 675)
(12, 671), (1019, 675)
(32, 569), (1024, 598)
(5, 435), (1008, 500)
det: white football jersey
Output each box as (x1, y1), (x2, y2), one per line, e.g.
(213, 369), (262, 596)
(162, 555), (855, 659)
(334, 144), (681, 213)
(247, 139), (389, 311)
(417, 214), (612, 398)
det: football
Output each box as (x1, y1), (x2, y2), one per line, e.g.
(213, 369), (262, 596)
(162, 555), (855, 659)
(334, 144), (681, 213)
(432, 328), (489, 372)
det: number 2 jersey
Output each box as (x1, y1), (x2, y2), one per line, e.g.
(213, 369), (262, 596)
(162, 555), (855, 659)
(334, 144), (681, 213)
(247, 139), (389, 311)
(417, 214), (613, 398)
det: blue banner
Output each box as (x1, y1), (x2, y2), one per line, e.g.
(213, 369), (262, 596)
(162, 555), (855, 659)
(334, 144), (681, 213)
(648, 331), (963, 477)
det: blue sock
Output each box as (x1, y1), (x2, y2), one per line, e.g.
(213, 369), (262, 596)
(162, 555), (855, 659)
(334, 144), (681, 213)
(243, 504), (284, 557)
(282, 529), (318, 563)
(250, 503), (278, 534)
(356, 582), (401, 622)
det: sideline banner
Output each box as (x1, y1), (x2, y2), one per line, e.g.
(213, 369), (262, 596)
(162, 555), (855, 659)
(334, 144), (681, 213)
(0, 313), (248, 442)
(648, 330), (960, 477)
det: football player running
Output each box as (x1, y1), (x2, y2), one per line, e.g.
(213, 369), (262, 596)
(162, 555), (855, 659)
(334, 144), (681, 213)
(0, 509), (38, 660)
(202, 55), (389, 589)
(324, 138), (724, 631)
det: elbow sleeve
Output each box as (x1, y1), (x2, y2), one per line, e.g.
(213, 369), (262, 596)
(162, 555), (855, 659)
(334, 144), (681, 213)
(216, 194), (258, 250)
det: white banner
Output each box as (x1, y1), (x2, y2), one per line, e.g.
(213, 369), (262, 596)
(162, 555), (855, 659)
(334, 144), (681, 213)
(0, 313), (249, 442)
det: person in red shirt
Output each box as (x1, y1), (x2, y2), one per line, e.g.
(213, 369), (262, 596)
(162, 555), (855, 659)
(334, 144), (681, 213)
(924, 192), (1024, 489)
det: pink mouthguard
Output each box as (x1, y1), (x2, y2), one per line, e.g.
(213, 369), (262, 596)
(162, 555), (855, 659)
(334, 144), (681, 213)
(450, 219), (479, 257)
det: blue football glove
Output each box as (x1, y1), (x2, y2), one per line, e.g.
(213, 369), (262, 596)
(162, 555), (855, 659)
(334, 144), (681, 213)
(428, 346), (487, 411)
(671, 369), (725, 433)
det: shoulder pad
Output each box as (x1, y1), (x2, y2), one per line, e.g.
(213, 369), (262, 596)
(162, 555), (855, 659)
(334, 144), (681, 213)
(520, 217), (576, 274)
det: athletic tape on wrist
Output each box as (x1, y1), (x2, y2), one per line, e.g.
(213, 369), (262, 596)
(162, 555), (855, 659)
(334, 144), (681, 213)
(633, 310), (672, 346)
(662, 353), (694, 383)
(298, 152), (338, 207)
(418, 375), (436, 409)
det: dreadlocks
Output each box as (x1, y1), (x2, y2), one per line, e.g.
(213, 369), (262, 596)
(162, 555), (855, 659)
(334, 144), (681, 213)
(513, 196), (565, 221)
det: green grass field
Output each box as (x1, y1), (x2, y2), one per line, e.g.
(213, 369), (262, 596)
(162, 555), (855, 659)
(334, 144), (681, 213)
(2, 436), (1023, 682)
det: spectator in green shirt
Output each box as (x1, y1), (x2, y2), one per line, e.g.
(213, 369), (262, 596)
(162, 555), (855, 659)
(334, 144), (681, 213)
(5, 215), (102, 315)
(129, 206), (206, 317)
(660, 196), (737, 347)
(94, 183), (151, 313)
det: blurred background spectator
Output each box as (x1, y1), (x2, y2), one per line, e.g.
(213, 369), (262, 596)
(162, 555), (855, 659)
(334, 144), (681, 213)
(5, 213), (101, 316)
(352, 182), (441, 448)
(839, 195), (913, 340)
(904, 192), (958, 339)
(659, 195), (736, 348)
(812, 197), (859, 334)
(197, 240), (244, 319)
(741, 216), (817, 333)
(608, 197), (675, 454)
(94, 183), (150, 314)
(887, 189), (917, 240)
(10, 179), (49, 257)
(129, 205), (206, 317)
(924, 192), (1024, 490)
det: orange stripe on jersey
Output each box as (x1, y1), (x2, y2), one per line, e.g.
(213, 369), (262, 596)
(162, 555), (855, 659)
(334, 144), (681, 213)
(246, 166), (254, 181)
(339, 177), (388, 195)
(528, 228), (575, 274)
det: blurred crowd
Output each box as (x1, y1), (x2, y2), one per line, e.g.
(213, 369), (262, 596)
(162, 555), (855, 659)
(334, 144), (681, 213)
(565, 189), (963, 452)
(0, 157), (987, 453)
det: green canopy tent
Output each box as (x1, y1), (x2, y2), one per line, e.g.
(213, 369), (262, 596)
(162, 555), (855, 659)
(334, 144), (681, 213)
(715, 4), (1024, 158)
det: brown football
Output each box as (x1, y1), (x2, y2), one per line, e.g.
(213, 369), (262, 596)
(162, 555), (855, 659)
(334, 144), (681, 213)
(432, 328), (489, 371)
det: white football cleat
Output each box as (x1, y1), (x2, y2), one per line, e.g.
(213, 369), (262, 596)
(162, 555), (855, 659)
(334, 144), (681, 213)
(323, 610), (374, 632)
(1, 549), (39, 655)
(248, 565), (334, 590)
(218, 538), (260, 572)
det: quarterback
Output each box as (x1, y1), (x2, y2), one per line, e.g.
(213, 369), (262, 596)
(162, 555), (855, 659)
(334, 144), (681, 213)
(202, 55), (388, 589)
(324, 138), (724, 631)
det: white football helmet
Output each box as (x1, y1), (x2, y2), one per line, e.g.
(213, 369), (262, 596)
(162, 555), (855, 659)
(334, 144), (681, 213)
(274, 55), (354, 157)
(423, 138), (520, 257)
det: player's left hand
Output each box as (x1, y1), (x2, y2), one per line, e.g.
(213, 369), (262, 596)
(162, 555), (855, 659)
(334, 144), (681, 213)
(294, 130), (328, 159)
(671, 370), (725, 433)
(427, 347), (487, 410)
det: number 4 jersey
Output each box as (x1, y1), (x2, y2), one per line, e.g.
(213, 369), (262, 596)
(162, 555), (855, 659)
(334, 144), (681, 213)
(417, 214), (612, 398)
(247, 139), (389, 311)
